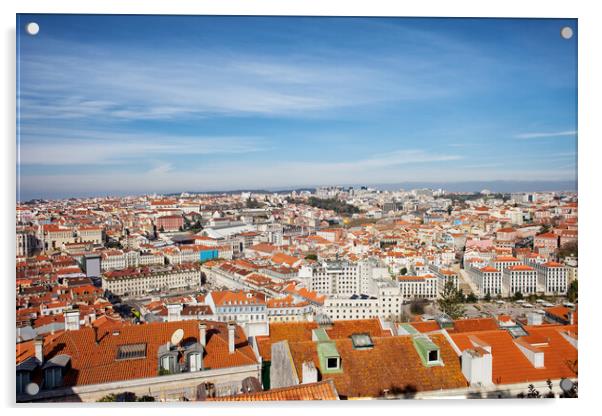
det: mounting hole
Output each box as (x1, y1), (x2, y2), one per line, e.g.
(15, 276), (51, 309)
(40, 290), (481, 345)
(26, 22), (40, 36)
(560, 26), (573, 40)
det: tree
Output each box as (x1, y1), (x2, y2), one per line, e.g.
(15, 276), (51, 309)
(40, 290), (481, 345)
(513, 291), (523, 301)
(466, 292), (478, 303)
(97, 392), (154, 402)
(558, 240), (578, 259)
(304, 254), (318, 261)
(410, 299), (426, 315)
(400, 267), (408, 276)
(437, 281), (465, 319)
(246, 198), (262, 209)
(484, 291), (492, 302)
(567, 280), (578, 303)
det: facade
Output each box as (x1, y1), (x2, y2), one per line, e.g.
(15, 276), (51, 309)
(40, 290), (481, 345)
(528, 260), (569, 295)
(468, 266), (503, 296)
(102, 264), (201, 296)
(266, 296), (313, 323)
(156, 215), (184, 232)
(502, 265), (538, 296)
(398, 275), (437, 300)
(205, 290), (269, 337)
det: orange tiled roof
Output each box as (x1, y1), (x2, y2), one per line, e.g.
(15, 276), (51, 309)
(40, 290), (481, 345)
(450, 325), (578, 385)
(286, 334), (467, 398)
(23, 320), (258, 387)
(207, 380), (338, 401)
(256, 319), (391, 361)
(448, 318), (499, 333)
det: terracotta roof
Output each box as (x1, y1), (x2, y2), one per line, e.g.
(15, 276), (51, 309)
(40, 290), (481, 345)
(25, 320), (258, 387)
(256, 319), (391, 361)
(450, 325), (578, 385)
(448, 318), (499, 333)
(207, 380), (338, 401)
(286, 334), (467, 398)
(409, 321), (440, 333)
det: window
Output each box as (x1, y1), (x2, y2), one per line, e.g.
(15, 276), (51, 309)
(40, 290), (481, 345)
(428, 350), (439, 363)
(16, 371), (30, 394)
(327, 357), (339, 369)
(188, 352), (201, 372)
(160, 355), (177, 373)
(44, 367), (63, 389)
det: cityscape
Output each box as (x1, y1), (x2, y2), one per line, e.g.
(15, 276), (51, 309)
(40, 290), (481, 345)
(15, 15), (577, 402)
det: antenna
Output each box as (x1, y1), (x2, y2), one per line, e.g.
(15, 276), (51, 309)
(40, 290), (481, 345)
(25, 382), (40, 396)
(171, 328), (184, 346)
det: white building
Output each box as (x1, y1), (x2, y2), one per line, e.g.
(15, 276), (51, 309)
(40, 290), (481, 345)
(502, 265), (538, 296)
(528, 260), (568, 295)
(324, 279), (403, 321)
(205, 290), (269, 337)
(101, 264), (201, 296)
(468, 266), (503, 296)
(398, 275), (437, 300)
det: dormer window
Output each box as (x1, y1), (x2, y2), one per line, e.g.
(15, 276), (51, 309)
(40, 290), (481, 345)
(160, 355), (177, 374)
(428, 350), (439, 363)
(326, 357), (340, 370)
(16, 371), (30, 394)
(42, 354), (70, 389)
(44, 367), (63, 389)
(188, 352), (202, 372)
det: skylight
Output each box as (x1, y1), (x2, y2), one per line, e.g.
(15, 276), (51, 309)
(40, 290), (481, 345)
(351, 333), (374, 349)
(116, 343), (147, 360)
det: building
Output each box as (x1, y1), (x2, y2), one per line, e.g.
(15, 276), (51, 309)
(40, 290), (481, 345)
(397, 275), (437, 300)
(528, 261), (569, 295)
(468, 266), (503, 296)
(205, 290), (269, 337)
(16, 320), (261, 402)
(101, 264), (201, 297)
(156, 215), (184, 232)
(266, 296), (313, 323)
(502, 265), (538, 296)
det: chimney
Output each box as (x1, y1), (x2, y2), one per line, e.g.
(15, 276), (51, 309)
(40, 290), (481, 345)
(167, 303), (182, 322)
(228, 322), (235, 354)
(527, 312), (543, 326)
(461, 348), (492, 386)
(34, 336), (44, 363)
(302, 361), (318, 384)
(199, 322), (207, 347)
(64, 309), (80, 331)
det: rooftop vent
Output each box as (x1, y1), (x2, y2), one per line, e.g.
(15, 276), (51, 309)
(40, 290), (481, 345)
(351, 333), (374, 350)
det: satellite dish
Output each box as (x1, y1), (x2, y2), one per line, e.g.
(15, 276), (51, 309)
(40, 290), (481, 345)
(559, 378), (575, 392)
(25, 382), (40, 396)
(171, 328), (184, 346)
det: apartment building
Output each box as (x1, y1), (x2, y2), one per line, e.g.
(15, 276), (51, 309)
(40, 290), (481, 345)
(527, 260), (569, 295)
(468, 265), (503, 296)
(502, 265), (538, 296)
(266, 296), (313, 323)
(205, 290), (269, 337)
(398, 274), (438, 300)
(101, 264), (201, 296)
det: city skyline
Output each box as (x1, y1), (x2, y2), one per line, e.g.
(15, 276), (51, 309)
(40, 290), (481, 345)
(17, 15), (577, 200)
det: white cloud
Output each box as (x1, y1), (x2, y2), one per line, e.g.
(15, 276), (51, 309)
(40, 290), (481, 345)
(18, 127), (267, 165)
(514, 130), (577, 139)
(18, 39), (465, 121)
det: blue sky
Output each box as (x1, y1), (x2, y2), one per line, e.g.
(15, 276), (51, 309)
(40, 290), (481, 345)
(17, 15), (577, 200)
